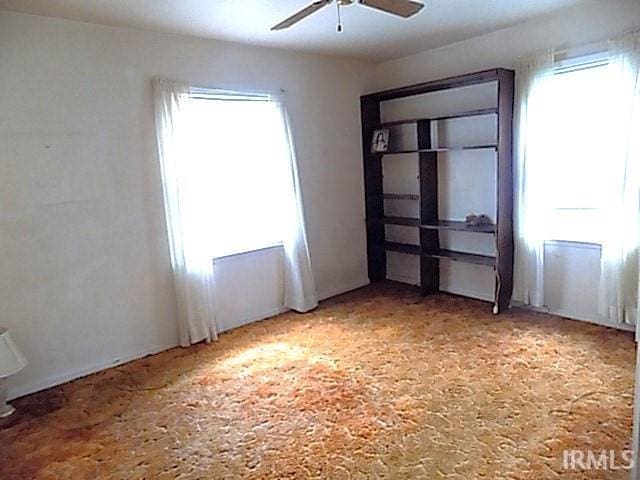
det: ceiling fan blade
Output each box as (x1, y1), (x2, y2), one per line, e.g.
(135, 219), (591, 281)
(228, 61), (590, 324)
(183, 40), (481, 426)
(271, 0), (333, 31)
(358, 0), (424, 18)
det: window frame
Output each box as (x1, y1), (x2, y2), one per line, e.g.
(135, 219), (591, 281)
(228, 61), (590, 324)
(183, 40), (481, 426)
(184, 89), (287, 259)
(541, 51), (611, 245)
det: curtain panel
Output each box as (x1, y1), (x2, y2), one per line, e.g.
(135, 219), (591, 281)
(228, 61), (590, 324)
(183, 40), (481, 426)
(513, 49), (556, 308)
(598, 30), (640, 325)
(152, 78), (218, 346)
(271, 95), (319, 313)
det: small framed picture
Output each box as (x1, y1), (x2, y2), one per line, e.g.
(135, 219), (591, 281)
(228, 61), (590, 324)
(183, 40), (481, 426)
(371, 128), (390, 153)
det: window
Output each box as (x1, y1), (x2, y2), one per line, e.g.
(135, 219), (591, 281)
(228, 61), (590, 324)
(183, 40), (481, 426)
(539, 53), (612, 243)
(181, 91), (290, 258)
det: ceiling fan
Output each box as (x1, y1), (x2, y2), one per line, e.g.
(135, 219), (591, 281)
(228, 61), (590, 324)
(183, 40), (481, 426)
(271, 0), (425, 32)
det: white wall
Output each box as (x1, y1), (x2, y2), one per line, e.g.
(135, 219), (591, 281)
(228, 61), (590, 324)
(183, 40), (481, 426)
(373, 0), (640, 326)
(0, 11), (374, 399)
(375, 0), (640, 89)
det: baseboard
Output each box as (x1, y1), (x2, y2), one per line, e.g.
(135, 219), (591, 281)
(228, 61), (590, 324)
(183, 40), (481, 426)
(367, 278), (630, 334)
(12, 305), (291, 401)
(385, 276), (493, 303)
(317, 276), (370, 301)
(548, 308), (635, 332)
(510, 301), (635, 333)
(12, 278), (633, 401)
(439, 285), (493, 303)
(9, 341), (179, 401)
(218, 306), (289, 333)
(385, 274), (419, 287)
(10, 279), (370, 401)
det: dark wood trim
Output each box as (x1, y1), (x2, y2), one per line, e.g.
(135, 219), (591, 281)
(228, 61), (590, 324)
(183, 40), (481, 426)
(374, 242), (421, 256)
(420, 231), (440, 295)
(376, 108), (498, 128)
(421, 220), (495, 234)
(377, 193), (420, 200)
(422, 249), (496, 267)
(374, 144), (497, 155)
(373, 243), (495, 267)
(367, 217), (421, 227)
(363, 68), (508, 102)
(368, 218), (495, 233)
(494, 69), (515, 314)
(418, 120), (440, 296)
(361, 96), (385, 282)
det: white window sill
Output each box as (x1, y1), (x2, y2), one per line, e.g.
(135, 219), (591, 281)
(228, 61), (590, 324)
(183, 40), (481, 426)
(212, 243), (283, 261)
(544, 239), (601, 250)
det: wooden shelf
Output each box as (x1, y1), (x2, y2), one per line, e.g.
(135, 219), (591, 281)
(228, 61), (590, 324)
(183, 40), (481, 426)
(423, 249), (495, 267)
(381, 193), (420, 200)
(375, 243), (495, 266)
(377, 108), (498, 128)
(377, 144), (497, 155)
(421, 220), (495, 234)
(368, 216), (421, 227)
(369, 217), (495, 233)
(376, 242), (421, 256)
(368, 193), (420, 201)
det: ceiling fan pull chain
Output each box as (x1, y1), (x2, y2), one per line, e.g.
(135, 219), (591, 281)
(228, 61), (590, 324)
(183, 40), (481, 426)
(336, 1), (343, 32)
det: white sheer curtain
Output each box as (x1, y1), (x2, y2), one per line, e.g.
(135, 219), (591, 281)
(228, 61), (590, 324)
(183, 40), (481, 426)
(271, 95), (319, 312)
(152, 78), (218, 346)
(513, 50), (556, 307)
(598, 30), (640, 325)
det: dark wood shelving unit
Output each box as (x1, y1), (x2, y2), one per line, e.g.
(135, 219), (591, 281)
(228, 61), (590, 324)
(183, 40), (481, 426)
(361, 68), (514, 314)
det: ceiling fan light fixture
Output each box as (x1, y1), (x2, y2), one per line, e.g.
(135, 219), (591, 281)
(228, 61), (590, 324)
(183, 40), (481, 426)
(271, 0), (424, 31)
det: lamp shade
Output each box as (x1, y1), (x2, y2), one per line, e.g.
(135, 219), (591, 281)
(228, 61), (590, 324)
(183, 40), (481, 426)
(0, 328), (27, 378)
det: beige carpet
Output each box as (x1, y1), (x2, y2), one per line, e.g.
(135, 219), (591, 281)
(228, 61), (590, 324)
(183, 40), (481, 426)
(0, 282), (635, 479)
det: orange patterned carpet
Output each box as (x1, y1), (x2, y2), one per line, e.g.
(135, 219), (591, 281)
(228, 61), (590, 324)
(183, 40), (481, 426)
(0, 282), (635, 479)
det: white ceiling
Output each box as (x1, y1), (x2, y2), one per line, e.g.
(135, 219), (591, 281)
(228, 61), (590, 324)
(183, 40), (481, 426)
(0, 0), (585, 61)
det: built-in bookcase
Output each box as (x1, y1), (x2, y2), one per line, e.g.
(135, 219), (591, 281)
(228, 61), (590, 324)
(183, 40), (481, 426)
(361, 69), (514, 314)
